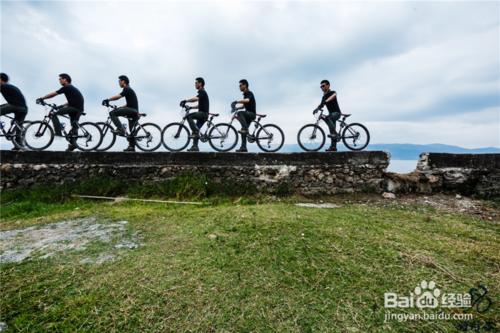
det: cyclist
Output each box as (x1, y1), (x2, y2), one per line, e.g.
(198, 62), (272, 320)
(315, 79), (342, 152)
(102, 75), (139, 152)
(0, 73), (28, 151)
(179, 77), (209, 152)
(37, 73), (84, 152)
(231, 79), (256, 153)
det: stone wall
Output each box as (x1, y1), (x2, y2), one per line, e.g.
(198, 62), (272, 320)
(0, 151), (390, 195)
(385, 153), (500, 198)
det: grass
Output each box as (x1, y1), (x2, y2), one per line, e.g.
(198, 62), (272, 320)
(1, 183), (499, 332)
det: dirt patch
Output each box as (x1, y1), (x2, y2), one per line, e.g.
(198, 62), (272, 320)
(0, 217), (138, 264)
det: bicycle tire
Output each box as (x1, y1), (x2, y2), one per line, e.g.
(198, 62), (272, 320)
(161, 122), (191, 152)
(95, 122), (116, 151)
(297, 124), (325, 151)
(208, 123), (239, 152)
(75, 122), (103, 151)
(256, 124), (285, 152)
(341, 123), (370, 151)
(23, 120), (54, 151)
(134, 123), (162, 152)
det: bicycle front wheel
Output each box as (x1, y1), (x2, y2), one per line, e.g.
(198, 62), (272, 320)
(208, 123), (238, 152)
(75, 122), (103, 151)
(95, 122), (116, 151)
(162, 123), (190, 152)
(297, 124), (325, 151)
(24, 121), (54, 151)
(341, 123), (370, 151)
(256, 124), (284, 152)
(134, 123), (162, 151)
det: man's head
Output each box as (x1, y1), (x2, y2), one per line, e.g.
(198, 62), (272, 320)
(320, 80), (330, 92)
(239, 79), (249, 92)
(0, 73), (8, 85)
(118, 75), (129, 88)
(59, 73), (72, 86)
(195, 77), (205, 90)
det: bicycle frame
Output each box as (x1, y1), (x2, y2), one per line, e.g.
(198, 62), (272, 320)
(175, 106), (217, 140)
(103, 104), (151, 141)
(312, 108), (348, 142)
(228, 109), (263, 139)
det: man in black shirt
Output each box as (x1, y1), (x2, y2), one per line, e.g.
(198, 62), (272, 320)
(1, 73), (28, 150)
(37, 73), (84, 152)
(180, 77), (209, 152)
(102, 75), (139, 152)
(232, 79), (256, 152)
(316, 79), (342, 152)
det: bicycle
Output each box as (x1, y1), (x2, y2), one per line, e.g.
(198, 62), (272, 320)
(161, 105), (238, 152)
(297, 108), (370, 151)
(0, 114), (28, 150)
(23, 100), (102, 151)
(96, 103), (162, 151)
(225, 105), (285, 152)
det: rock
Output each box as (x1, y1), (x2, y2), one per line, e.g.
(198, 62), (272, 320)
(207, 234), (217, 240)
(382, 192), (396, 199)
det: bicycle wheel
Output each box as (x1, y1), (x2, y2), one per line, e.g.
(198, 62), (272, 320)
(74, 122), (103, 151)
(161, 122), (190, 152)
(256, 124), (285, 152)
(134, 123), (162, 151)
(342, 123), (370, 151)
(24, 121), (54, 151)
(208, 123), (238, 152)
(95, 122), (116, 151)
(297, 124), (325, 151)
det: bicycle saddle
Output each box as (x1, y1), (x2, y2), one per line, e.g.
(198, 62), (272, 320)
(209, 113), (219, 117)
(80, 112), (87, 116)
(341, 113), (351, 117)
(256, 113), (267, 118)
(139, 113), (147, 117)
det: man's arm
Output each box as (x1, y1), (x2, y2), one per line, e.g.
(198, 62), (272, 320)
(324, 92), (337, 104)
(38, 91), (58, 100)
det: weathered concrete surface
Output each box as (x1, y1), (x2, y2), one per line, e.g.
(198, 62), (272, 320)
(0, 150), (389, 195)
(385, 153), (500, 197)
(2, 151), (499, 197)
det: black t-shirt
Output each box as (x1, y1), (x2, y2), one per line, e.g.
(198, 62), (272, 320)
(1, 83), (27, 108)
(321, 90), (341, 114)
(197, 89), (209, 113)
(243, 90), (256, 113)
(119, 86), (139, 111)
(56, 84), (84, 111)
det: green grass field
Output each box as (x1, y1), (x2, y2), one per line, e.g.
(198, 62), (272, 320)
(1, 184), (499, 332)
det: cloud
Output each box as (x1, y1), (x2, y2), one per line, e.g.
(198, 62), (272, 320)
(1, 0), (499, 149)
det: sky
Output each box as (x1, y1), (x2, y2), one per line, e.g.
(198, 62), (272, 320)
(1, 0), (499, 148)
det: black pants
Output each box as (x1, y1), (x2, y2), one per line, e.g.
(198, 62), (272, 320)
(236, 111), (256, 148)
(323, 112), (341, 147)
(51, 106), (81, 143)
(110, 107), (139, 146)
(1, 103), (27, 144)
(186, 112), (208, 147)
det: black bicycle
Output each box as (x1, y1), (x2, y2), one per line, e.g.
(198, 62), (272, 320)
(0, 114), (28, 149)
(96, 103), (162, 151)
(24, 100), (102, 151)
(297, 108), (370, 151)
(161, 105), (238, 152)
(225, 106), (284, 152)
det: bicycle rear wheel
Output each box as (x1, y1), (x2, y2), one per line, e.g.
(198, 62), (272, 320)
(95, 122), (116, 151)
(208, 123), (238, 152)
(256, 124), (284, 152)
(75, 122), (103, 151)
(134, 123), (162, 151)
(341, 123), (370, 151)
(24, 121), (54, 151)
(162, 123), (190, 152)
(297, 124), (325, 151)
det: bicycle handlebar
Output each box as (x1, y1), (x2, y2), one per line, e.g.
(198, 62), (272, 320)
(36, 99), (58, 109)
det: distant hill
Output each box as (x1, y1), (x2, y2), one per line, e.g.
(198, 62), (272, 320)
(276, 143), (500, 160)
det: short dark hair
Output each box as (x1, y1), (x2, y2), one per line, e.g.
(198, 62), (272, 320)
(239, 79), (249, 87)
(59, 73), (72, 83)
(118, 75), (129, 85)
(0, 73), (9, 82)
(320, 79), (330, 86)
(195, 77), (205, 87)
